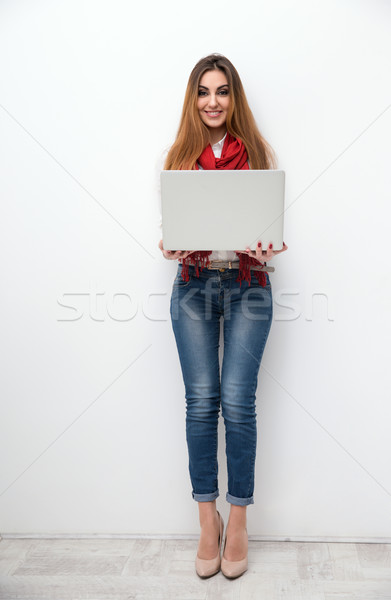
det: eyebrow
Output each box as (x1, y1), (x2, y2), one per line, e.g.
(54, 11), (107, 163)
(198, 84), (229, 90)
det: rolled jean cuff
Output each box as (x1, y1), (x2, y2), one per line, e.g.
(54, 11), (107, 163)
(226, 492), (254, 506)
(192, 489), (219, 502)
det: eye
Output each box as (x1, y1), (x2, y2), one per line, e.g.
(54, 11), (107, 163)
(198, 89), (229, 96)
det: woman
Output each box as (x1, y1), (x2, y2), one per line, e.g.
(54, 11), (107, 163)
(157, 53), (288, 579)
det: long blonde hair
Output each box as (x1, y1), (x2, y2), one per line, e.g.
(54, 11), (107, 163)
(164, 53), (277, 171)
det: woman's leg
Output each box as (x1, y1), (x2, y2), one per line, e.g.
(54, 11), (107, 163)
(197, 498), (221, 560)
(170, 270), (221, 501)
(224, 505), (248, 561)
(170, 266), (222, 558)
(221, 273), (273, 559)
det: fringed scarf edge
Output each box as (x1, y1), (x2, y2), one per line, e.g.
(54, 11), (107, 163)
(180, 251), (267, 287)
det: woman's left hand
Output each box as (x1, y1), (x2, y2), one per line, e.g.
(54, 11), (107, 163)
(235, 241), (288, 262)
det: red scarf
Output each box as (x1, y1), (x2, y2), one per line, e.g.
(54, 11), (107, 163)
(180, 131), (267, 287)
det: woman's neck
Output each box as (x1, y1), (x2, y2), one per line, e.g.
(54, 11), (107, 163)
(209, 127), (227, 146)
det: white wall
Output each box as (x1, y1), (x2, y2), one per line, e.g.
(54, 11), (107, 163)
(0, 0), (390, 539)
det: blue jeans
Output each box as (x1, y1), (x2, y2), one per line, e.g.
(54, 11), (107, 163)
(170, 263), (273, 506)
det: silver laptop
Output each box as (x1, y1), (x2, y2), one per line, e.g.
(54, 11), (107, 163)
(161, 170), (285, 251)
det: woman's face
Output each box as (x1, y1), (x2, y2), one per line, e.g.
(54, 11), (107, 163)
(197, 69), (230, 130)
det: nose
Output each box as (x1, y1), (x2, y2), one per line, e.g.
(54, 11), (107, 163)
(208, 94), (219, 108)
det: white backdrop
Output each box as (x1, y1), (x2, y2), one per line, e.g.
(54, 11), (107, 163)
(0, 0), (390, 540)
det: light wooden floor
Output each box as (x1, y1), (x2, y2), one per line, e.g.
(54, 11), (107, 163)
(0, 538), (390, 599)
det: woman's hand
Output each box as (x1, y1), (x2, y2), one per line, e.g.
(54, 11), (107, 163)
(235, 241), (288, 262)
(158, 239), (194, 261)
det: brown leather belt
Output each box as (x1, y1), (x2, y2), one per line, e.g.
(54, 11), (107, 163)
(193, 260), (275, 273)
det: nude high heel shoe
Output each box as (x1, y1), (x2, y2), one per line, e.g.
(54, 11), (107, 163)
(221, 527), (248, 579)
(195, 510), (224, 578)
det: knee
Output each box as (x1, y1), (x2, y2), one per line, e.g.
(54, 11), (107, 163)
(185, 388), (220, 419)
(221, 396), (256, 424)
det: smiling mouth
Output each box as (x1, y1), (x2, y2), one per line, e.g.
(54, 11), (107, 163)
(205, 111), (222, 117)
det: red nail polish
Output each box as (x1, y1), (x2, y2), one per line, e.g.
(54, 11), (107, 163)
(269, 243), (273, 249)
(257, 242), (261, 247)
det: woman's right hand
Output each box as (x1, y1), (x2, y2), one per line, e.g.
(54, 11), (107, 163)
(158, 239), (194, 261)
